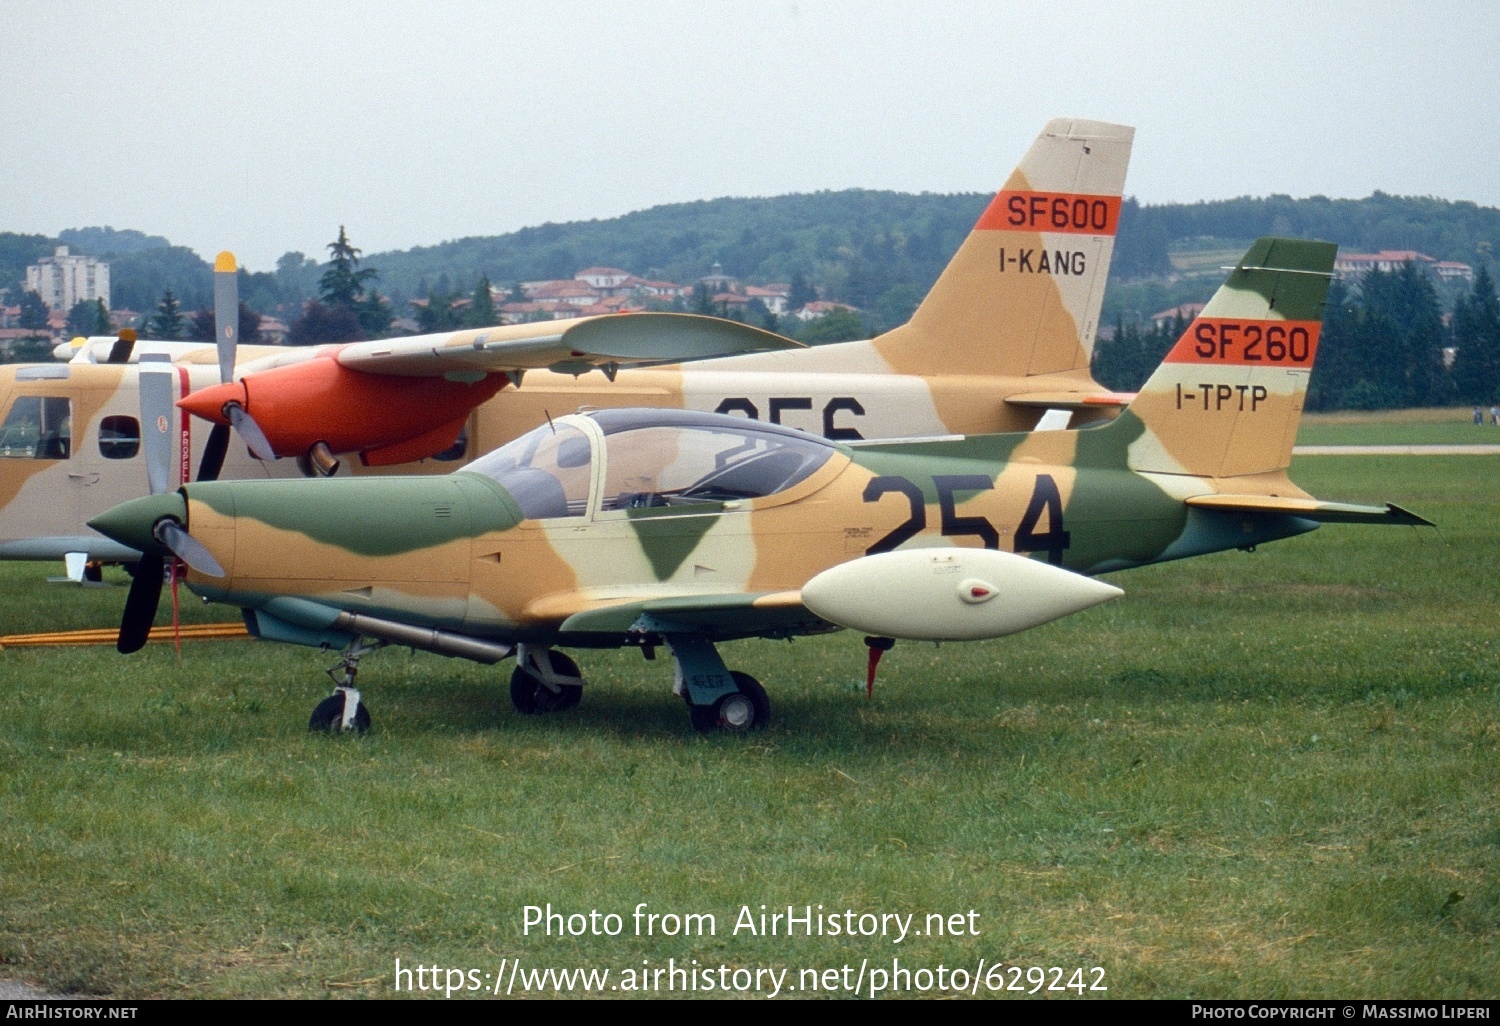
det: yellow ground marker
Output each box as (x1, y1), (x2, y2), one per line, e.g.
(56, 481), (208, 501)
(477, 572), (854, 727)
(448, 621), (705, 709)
(0, 623), (250, 649)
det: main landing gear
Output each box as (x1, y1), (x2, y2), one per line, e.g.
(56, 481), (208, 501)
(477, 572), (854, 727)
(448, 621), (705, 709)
(509, 644), (585, 714)
(504, 636), (771, 733)
(667, 636), (771, 734)
(308, 638), (381, 734)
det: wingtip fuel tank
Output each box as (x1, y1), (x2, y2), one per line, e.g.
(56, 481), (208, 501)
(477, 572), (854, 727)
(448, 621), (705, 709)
(801, 547), (1122, 642)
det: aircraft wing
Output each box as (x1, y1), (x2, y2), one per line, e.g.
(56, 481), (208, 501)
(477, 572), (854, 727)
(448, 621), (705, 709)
(332, 312), (803, 378)
(1004, 390), (1136, 410)
(556, 590), (833, 641)
(1186, 494), (1434, 526)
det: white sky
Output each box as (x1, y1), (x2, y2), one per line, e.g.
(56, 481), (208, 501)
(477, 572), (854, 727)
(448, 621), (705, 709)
(4, 1), (1496, 271)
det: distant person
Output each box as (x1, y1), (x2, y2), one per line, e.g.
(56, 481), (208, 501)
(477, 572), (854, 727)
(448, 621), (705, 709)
(1476, 407), (1485, 425)
(1491, 405), (1498, 426)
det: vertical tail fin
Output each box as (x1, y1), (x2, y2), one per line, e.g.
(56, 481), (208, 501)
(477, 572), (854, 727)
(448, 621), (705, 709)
(872, 118), (1134, 379)
(1117, 238), (1337, 479)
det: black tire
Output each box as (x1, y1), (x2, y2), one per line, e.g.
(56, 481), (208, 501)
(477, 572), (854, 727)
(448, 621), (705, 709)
(689, 671), (771, 733)
(509, 650), (584, 714)
(308, 693), (370, 734)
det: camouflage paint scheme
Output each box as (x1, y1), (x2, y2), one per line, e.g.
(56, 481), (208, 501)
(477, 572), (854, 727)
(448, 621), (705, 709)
(0, 118), (1133, 568)
(92, 239), (1427, 730)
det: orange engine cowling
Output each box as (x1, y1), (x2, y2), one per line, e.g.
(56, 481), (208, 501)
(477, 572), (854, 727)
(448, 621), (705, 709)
(176, 353), (508, 464)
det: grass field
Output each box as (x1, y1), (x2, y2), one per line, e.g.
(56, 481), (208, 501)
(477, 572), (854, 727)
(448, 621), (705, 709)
(0, 455), (1496, 999)
(1298, 408), (1500, 447)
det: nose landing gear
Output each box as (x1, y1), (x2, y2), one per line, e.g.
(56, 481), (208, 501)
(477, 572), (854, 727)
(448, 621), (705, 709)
(308, 638), (382, 733)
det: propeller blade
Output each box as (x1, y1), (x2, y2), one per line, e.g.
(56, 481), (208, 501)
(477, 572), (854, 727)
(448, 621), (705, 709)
(139, 354), (175, 495)
(213, 252), (238, 385)
(197, 424), (229, 482)
(118, 552), (165, 653)
(107, 328), (137, 364)
(227, 402), (277, 462)
(155, 520), (225, 578)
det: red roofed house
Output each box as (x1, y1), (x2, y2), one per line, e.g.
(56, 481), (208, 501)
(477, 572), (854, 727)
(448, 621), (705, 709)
(744, 284), (790, 314)
(1334, 250), (1472, 285)
(794, 301), (857, 322)
(529, 281), (603, 306)
(1434, 261), (1474, 284)
(575, 267), (632, 290)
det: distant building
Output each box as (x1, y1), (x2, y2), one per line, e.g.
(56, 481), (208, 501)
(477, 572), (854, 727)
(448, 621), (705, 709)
(744, 284), (790, 314)
(1434, 261), (1475, 285)
(257, 316), (290, 344)
(1334, 250), (1472, 284)
(26, 246), (110, 312)
(529, 281), (605, 307)
(794, 301), (857, 322)
(574, 266), (632, 290)
(699, 261), (737, 293)
(631, 278), (691, 299)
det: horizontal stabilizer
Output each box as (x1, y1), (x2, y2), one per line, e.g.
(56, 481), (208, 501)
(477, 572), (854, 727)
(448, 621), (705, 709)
(1005, 390), (1135, 409)
(335, 313), (803, 377)
(1185, 494), (1434, 526)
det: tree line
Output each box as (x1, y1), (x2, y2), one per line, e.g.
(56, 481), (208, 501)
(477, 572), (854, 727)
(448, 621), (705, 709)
(1092, 262), (1500, 408)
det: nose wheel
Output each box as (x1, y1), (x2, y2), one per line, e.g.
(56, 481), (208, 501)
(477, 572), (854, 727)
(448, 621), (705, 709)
(309, 639), (381, 734)
(309, 687), (370, 734)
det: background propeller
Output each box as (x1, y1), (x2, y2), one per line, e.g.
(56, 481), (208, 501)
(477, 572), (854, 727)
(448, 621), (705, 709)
(195, 250), (275, 479)
(116, 354), (225, 653)
(196, 252), (238, 482)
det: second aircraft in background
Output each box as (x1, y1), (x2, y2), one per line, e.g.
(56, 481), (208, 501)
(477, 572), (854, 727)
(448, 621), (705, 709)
(0, 118), (1135, 573)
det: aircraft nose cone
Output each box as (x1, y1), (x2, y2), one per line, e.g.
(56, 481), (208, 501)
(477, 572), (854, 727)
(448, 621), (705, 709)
(177, 381), (247, 426)
(88, 492), (187, 555)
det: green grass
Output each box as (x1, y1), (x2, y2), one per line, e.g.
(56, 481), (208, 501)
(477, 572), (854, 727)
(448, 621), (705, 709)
(1297, 408), (1500, 447)
(0, 456), (1496, 999)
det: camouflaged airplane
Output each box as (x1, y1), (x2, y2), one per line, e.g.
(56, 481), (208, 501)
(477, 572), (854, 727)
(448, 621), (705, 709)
(0, 118), (1134, 581)
(90, 237), (1430, 734)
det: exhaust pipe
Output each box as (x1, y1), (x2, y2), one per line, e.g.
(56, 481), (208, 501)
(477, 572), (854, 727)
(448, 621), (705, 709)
(329, 610), (514, 664)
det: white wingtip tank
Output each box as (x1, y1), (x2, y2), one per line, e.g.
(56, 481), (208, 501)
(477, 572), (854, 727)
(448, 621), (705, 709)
(801, 547), (1122, 642)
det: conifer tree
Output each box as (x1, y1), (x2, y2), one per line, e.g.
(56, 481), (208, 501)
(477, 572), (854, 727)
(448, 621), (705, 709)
(466, 275), (498, 327)
(149, 289), (185, 340)
(1452, 264), (1500, 403)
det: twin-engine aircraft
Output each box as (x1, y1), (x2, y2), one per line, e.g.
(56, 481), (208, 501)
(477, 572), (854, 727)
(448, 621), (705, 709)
(0, 118), (1134, 577)
(91, 238), (1430, 734)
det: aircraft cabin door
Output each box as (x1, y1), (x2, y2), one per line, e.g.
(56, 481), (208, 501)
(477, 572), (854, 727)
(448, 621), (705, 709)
(0, 379), (82, 553)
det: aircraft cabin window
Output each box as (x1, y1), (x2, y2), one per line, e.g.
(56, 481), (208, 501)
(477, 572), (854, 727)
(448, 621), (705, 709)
(464, 422), (592, 519)
(98, 415), (141, 460)
(0, 396), (72, 460)
(595, 411), (835, 511)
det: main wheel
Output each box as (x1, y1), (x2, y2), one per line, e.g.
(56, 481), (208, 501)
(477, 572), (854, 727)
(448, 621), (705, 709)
(689, 671), (770, 733)
(308, 693), (370, 734)
(510, 650), (584, 714)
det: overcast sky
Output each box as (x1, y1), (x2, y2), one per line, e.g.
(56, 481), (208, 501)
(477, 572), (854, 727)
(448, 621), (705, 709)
(4, 1), (1496, 271)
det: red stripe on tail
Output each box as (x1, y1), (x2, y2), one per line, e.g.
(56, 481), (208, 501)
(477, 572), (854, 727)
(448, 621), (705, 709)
(975, 192), (1122, 235)
(1162, 318), (1321, 369)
